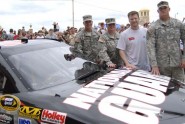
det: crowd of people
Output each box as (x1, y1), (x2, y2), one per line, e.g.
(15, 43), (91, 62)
(0, 1), (185, 82)
(70, 1), (185, 83)
(0, 24), (79, 45)
(0, 20), (130, 45)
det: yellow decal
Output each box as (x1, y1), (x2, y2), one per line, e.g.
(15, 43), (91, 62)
(19, 106), (42, 120)
(0, 94), (20, 111)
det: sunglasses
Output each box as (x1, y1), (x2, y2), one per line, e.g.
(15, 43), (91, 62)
(159, 6), (168, 11)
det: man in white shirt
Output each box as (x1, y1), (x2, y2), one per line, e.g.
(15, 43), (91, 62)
(45, 29), (57, 39)
(7, 28), (15, 40)
(117, 11), (150, 71)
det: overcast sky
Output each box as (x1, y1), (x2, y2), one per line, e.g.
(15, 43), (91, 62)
(0, 0), (184, 32)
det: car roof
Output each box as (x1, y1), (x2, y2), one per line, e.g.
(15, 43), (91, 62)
(0, 39), (62, 48)
(0, 39), (69, 57)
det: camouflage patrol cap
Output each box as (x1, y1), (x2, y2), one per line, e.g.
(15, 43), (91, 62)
(157, 1), (169, 8)
(83, 15), (92, 22)
(105, 18), (116, 25)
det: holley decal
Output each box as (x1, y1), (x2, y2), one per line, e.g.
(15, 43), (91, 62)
(41, 109), (67, 124)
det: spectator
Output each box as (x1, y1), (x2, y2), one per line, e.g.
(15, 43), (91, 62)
(62, 31), (69, 42)
(41, 27), (46, 34)
(7, 28), (15, 40)
(117, 11), (150, 71)
(36, 30), (45, 39)
(147, 1), (185, 82)
(125, 23), (130, 29)
(45, 29), (57, 39)
(29, 24), (33, 34)
(56, 23), (60, 32)
(74, 28), (78, 33)
(22, 31), (28, 39)
(56, 32), (64, 42)
(13, 30), (16, 35)
(143, 22), (149, 29)
(119, 24), (125, 33)
(98, 22), (106, 34)
(53, 22), (58, 32)
(0, 26), (7, 41)
(22, 26), (25, 32)
(14, 29), (22, 40)
(26, 31), (31, 39)
(67, 27), (76, 45)
(31, 33), (36, 39)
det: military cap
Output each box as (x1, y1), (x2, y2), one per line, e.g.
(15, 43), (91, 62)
(105, 18), (116, 24)
(83, 15), (92, 22)
(157, 1), (169, 8)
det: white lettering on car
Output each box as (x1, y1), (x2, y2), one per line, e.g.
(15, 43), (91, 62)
(110, 69), (131, 75)
(98, 95), (160, 124)
(131, 70), (170, 81)
(63, 80), (115, 109)
(63, 70), (170, 123)
(85, 80), (113, 89)
(112, 81), (165, 105)
(125, 76), (168, 92)
(63, 92), (98, 110)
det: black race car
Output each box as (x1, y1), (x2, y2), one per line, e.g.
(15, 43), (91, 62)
(0, 39), (185, 124)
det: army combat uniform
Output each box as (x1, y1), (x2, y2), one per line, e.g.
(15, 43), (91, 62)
(147, 18), (185, 82)
(71, 15), (103, 63)
(99, 31), (122, 67)
(72, 28), (102, 63)
(98, 18), (123, 67)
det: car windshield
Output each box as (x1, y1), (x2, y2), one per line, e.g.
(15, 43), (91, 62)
(8, 46), (87, 90)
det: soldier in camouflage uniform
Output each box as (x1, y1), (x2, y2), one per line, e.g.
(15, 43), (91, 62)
(99, 18), (122, 68)
(147, 1), (185, 82)
(71, 15), (103, 63)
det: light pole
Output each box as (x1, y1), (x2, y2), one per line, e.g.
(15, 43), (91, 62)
(175, 12), (178, 18)
(72, 0), (74, 27)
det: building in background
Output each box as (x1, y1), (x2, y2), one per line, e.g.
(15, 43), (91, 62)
(139, 9), (150, 26)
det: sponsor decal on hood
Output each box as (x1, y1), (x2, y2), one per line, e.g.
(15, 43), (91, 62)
(0, 112), (14, 124)
(19, 105), (42, 120)
(0, 94), (21, 112)
(41, 109), (67, 124)
(18, 117), (31, 124)
(64, 69), (170, 124)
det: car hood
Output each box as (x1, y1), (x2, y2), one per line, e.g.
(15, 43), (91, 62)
(16, 69), (185, 124)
